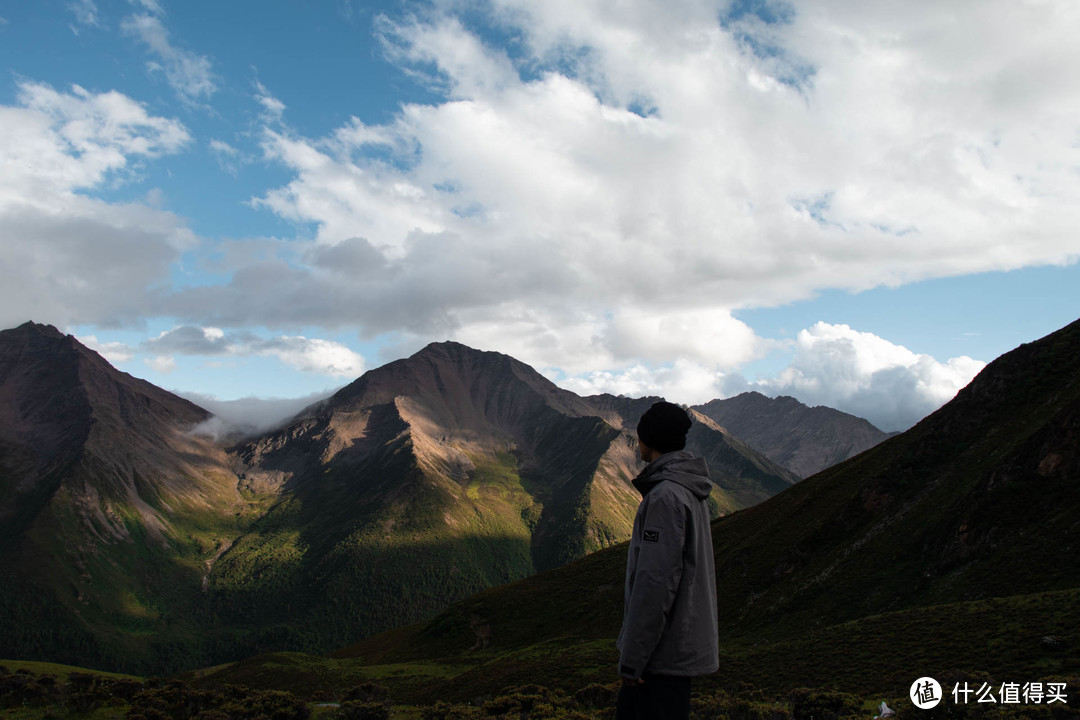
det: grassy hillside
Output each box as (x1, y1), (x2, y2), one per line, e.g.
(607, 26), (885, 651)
(0, 461), (271, 674)
(704, 317), (1080, 638)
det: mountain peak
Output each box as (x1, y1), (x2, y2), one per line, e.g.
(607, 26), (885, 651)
(0, 320), (210, 444)
(326, 338), (591, 423)
(11, 321), (67, 339)
(415, 339), (483, 354)
(1, 321), (111, 376)
(408, 340), (519, 368)
(1, 321), (79, 355)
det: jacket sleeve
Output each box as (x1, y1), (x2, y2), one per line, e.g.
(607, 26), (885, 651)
(618, 489), (687, 680)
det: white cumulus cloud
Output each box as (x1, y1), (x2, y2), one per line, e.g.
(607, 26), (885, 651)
(257, 336), (366, 378)
(556, 359), (729, 407)
(754, 322), (986, 432)
(1, 81), (190, 200)
(192, 0), (1079, 380)
(0, 81), (192, 330)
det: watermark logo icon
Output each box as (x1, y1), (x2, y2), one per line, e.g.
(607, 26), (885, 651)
(911, 677), (943, 709)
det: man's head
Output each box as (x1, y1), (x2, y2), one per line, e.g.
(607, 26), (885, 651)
(636, 401), (692, 460)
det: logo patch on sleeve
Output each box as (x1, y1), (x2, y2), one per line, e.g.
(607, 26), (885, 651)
(643, 530), (660, 543)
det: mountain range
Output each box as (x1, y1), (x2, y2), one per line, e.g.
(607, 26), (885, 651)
(4, 315), (1077, 707)
(315, 315), (1080, 704)
(0, 322), (884, 674)
(695, 391), (897, 477)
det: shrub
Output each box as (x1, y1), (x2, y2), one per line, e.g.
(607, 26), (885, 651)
(66, 671), (112, 712)
(335, 700), (390, 720)
(574, 684), (616, 709)
(342, 682), (390, 704)
(421, 700), (482, 720)
(111, 678), (147, 701)
(0, 670), (58, 707)
(789, 688), (862, 720)
(127, 681), (310, 720)
(193, 712), (234, 720)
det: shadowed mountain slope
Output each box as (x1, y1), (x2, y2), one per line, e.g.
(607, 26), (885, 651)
(333, 317), (1080, 695)
(694, 392), (896, 478)
(0, 323), (215, 532)
(0, 322), (246, 671)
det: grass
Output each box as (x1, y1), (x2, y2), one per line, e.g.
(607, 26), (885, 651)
(700, 589), (1080, 698)
(5, 596), (1079, 719)
(182, 587), (1079, 708)
(0, 661), (140, 683)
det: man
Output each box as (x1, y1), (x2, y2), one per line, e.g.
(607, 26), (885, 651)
(616, 401), (719, 720)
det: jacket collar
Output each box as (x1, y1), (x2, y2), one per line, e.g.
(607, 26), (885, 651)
(632, 450), (712, 499)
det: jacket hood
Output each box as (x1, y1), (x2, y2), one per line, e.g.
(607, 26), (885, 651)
(633, 450), (713, 500)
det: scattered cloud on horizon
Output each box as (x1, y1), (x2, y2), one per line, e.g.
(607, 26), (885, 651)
(78, 334), (135, 364)
(145, 325), (366, 378)
(752, 322), (985, 432)
(556, 359), (731, 408)
(84, 318), (983, 433)
(558, 322), (986, 432)
(144, 354), (177, 374)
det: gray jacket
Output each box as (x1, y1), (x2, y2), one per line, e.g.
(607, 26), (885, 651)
(616, 450), (719, 680)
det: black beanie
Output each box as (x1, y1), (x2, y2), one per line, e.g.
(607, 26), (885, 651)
(636, 401), (692, 453)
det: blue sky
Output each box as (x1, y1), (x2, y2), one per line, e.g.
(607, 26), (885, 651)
(1, 0), (1077, 432)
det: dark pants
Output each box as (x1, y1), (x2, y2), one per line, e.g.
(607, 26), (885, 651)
(615, 674), (692, 720)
